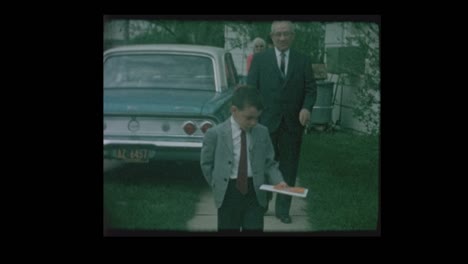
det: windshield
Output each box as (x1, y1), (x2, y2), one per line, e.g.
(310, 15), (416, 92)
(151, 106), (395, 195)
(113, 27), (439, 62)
(104, 54), (215, 90)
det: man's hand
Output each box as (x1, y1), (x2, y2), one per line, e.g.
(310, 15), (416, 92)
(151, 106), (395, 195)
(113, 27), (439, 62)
(299, 108), (311, 126)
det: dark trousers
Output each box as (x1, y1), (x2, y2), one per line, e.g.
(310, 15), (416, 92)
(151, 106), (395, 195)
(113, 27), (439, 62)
(218, 178), (265, 232)
(270, 118), (303, 218)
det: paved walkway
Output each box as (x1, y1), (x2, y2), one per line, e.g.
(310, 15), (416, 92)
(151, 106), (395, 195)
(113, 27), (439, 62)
(187, 181), (311, 232)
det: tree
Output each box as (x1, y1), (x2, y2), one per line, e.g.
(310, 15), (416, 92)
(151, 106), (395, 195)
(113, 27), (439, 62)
(345, 23), (380, 135)
(104, 19), (325, 63)
(224, 21), (325, 63)
(293, 22), (326, 63)
(104, 19), (225, 49)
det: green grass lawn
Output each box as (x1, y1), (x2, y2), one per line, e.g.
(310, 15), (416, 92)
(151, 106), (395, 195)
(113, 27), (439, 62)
(104, 162), (206, 231)
(103, 131), (379, 233)
(298, 131), (379, 231)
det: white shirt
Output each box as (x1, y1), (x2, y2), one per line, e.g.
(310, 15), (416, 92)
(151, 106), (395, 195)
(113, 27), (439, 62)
(275, 48), (289, 75)
(230, 116), (253, 179)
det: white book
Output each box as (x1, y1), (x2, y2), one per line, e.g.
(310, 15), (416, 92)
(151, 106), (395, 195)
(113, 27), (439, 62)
(259, 184), (308, 198)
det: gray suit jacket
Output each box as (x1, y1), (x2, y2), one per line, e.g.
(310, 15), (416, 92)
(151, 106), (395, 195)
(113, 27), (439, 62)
(200, 119), (284, 208)
(247, 48), (317, 133)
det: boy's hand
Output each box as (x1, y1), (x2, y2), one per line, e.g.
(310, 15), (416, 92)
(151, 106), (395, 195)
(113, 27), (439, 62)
(274, 181), (289, 189)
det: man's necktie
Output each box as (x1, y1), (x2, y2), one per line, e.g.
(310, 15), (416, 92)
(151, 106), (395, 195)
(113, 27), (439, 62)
(280, 52), (286, 76)
(236, 129), (248, 195)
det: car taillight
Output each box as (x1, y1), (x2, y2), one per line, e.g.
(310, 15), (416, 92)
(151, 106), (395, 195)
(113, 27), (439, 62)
(183, 121), (197, 135)
(200, 121), (213, 134)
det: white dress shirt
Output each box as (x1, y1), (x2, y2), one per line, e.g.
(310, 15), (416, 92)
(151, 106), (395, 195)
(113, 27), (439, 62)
(230, 116), (253, 179)
(275, 47), (290, 75)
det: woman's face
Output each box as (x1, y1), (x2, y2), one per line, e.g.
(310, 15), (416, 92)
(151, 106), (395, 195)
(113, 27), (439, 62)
(254, 42), (265, 53)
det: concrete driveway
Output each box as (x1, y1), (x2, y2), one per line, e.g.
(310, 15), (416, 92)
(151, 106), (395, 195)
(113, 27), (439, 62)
(187, 181), (311, 233)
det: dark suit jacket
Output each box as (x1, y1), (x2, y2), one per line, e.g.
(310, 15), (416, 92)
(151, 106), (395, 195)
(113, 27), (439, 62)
(247, 48), (317, 133)
(200, 119), (284, 208)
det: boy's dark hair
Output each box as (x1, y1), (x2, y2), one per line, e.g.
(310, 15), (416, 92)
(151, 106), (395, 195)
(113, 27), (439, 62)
(232, 85), (264, 111)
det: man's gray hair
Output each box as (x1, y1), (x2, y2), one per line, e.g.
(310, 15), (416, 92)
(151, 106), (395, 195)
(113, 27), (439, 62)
(271, 21), (295, 33)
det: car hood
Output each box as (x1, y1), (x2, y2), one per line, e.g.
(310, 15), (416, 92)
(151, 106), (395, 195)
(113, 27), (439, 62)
(104, 88), (219, 116)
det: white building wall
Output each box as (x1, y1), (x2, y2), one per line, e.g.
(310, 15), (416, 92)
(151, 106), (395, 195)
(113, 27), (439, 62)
(324, 22), (380, 134)
(325, 22), (346, 48)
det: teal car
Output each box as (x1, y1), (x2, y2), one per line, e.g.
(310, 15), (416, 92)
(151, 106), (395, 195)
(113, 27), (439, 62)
(103, 44), (238, 162)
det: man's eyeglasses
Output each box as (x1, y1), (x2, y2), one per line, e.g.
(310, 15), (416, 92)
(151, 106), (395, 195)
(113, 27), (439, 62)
(272, 32), (293, 38)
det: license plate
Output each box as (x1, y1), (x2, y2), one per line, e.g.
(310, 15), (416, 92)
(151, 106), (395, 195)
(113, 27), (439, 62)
(115, 148), (149, 163)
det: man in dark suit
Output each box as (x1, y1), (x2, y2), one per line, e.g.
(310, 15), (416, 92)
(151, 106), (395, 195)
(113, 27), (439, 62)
(200, 86), (287, 232)
(247, 21), (317, 224)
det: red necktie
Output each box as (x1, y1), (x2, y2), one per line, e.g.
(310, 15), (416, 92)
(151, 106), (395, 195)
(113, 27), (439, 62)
(236, 130), (248, 195)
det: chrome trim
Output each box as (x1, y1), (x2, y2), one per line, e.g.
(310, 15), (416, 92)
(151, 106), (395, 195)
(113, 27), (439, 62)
(103, 139), (202, 148)
(103, 116), (216, 138)
(200, 120), (214, 127)
(313, 106), (334, 109)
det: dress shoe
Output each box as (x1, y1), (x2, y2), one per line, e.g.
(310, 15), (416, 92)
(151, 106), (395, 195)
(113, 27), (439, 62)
(278, 216), (292, 224)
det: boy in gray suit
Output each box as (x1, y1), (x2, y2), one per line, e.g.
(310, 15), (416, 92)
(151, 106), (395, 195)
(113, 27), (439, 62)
(200, 85), (287, 232)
